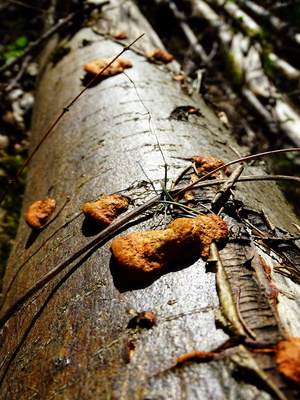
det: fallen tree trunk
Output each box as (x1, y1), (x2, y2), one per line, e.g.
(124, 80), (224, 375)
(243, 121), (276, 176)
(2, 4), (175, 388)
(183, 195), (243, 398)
(0, 1), (300, 399)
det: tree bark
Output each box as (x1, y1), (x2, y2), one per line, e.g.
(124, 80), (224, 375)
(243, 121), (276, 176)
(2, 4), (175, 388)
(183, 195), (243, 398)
(0, 1), (300, 399)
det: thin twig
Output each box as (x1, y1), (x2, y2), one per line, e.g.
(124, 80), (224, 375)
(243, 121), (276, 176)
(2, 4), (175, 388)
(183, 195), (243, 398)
(0, 11), (76, 76)
(174, 148), (300, 197)
(236, 287), (257, 340)
(5, 0), (65, 16)
(0, 33), (145, 206)
(123, 71), (169, 187)
(1, 170), (300, 327)
(211, 165), (244, 206)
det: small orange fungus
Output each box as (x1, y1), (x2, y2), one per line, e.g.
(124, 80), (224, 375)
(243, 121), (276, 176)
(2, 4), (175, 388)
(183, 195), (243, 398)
(191, 156), (232, 178)
(146, 49), (174, 63)
(110, 214), (228, 282)
(25, 198), (56, 229)
(276, 337), (300, 386)
(83, 57), (132, 78)
(82, 194), (129, 227)
(113, 31), (128, 39)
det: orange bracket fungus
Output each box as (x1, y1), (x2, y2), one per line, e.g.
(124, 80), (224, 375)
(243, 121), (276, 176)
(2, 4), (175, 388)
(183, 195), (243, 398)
(83, 57), (132, 78)
(25, 198), (56, 230)
(82, 194), (130, 227)
(146, 49), (174, 63)
(110, 213), (228, 283)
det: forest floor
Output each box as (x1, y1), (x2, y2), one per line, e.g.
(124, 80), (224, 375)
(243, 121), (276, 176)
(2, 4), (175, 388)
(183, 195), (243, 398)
(0, 0), (300, 290)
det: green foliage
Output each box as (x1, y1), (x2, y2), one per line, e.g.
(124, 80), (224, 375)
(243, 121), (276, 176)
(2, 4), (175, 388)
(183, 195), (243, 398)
(0, 35), (28, 65)
(0, 150), (27, 291)
(262, 51), (276, 78)
(223, 50), (244, 85)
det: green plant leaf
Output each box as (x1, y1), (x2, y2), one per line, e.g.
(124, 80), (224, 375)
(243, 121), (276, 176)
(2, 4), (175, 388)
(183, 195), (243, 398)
(15, 35), (28, 48)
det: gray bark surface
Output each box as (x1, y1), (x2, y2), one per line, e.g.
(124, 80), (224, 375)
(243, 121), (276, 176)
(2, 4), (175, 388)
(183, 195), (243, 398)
(0, 1), (300, 399)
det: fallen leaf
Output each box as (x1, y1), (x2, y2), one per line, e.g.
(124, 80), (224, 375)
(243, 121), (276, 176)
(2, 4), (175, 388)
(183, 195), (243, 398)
(25, 198), (56, 229)
(83, 57), (132, 78)
(276, 337), (300, 386)
(110, 214), (228, 283)
(146, 48), (174, 63)
(82, 194), (129, 227)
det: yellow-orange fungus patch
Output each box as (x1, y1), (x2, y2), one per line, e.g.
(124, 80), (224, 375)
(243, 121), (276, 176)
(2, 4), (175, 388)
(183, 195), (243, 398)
(110, 214), (228, 282)
(25, 198), (56, 229)
(83, 57), (132, 77)
(191, 156), (232, 178)
(276, 337), (300, 386)
(82, 194), (129, 227)
(146, 49), (174, 63)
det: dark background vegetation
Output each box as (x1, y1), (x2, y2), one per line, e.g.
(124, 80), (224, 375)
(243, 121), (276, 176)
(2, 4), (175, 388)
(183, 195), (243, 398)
(0, 0), (300, 290)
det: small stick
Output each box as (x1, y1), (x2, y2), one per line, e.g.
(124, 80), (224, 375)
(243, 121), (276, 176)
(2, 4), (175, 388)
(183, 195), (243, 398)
(0, 11), (76, 76)
(0, 33), (145, 205)
(174, 148), (300, 197)
(1, 171), (300, 327)
(211, 165), (244, 205)
(236, 287), (257, 340)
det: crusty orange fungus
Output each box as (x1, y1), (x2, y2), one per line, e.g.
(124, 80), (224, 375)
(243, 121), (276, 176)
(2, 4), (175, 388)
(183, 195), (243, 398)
(110, 213), (228, 283)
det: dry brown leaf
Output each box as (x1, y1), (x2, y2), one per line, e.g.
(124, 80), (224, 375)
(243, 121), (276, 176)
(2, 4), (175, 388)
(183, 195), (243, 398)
(110, 214), (228, 282)
(260, 256), (279, 306)
(191, 155), (232, 178)
(83, 57), (132, 78)
(146, 48), (174, 63)
(25, 198), (56, 229)
(82, 194), (129, 227)
(276, 337), (300, 386)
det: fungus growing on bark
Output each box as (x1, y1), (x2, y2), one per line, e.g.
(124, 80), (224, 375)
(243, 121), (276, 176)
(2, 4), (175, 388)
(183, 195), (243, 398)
(146, 49), (174, 63)
(110, 214), (228, 283)
(82, 194), (129, 227)
(191, 156), (232, 178)
(113, 31), (128, 39)
(83, 57), (132, 78)
(25, 198), (56, 229)
(276, 337), (300, 386)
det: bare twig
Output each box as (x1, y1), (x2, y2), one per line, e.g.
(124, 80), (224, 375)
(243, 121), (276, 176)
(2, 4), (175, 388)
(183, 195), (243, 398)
(0, 11), (76, 76)
(174, 148), (300, 197)
(5, 0), (65, 16)
(211, 165), (244, 206)
(0, 33), (145, 206)
(1, 167), (300, 328)
(236, 287), (257, 339)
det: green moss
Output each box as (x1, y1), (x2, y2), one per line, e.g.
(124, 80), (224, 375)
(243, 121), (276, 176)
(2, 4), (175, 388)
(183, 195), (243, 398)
(223, 50), (244, 86)
(262, 51), (276, 79)
(0, 150), (27, 292)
